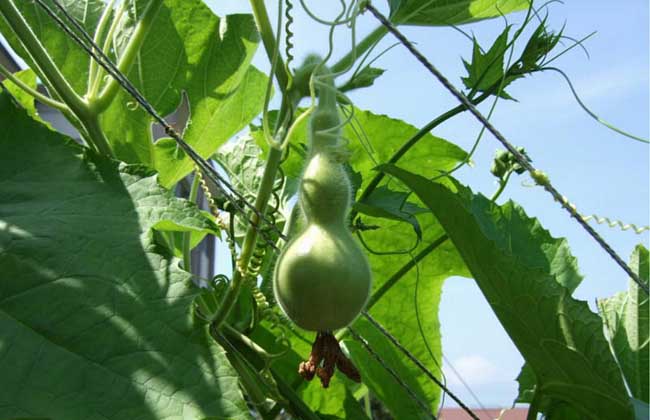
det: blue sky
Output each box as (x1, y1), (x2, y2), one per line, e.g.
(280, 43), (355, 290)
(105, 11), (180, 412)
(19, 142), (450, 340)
(2, 0), (647, 411)
(208, 0), (649, 409)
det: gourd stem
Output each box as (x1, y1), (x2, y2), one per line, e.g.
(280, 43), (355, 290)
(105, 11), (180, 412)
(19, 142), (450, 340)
(315, 70), (337, 112)
(210, 146), (284, 330)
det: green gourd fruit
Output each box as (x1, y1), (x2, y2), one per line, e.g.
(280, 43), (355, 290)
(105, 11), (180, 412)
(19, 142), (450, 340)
(273, 69), (372, 332)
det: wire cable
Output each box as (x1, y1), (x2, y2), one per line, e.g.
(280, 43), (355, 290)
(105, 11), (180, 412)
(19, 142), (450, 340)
(362, 312), (481, 420)
(348, 326), (437, 419)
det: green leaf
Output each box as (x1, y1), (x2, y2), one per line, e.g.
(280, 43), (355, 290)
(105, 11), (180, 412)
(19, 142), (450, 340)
(264, 107), (466, 186)
(0, 92), (250, 419)
(381, 164), (635, 420)
(339, 67), (386, 93)
(0, 0), (103, 94)
(461, 28), (512, 96)
(388, 0), (530, 26)
(598, 245), (649, 403)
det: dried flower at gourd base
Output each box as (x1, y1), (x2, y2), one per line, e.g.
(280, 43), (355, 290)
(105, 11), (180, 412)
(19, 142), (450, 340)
(299, 331), (361, 388)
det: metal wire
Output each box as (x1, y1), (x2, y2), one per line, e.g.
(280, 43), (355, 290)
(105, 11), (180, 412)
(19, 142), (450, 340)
(364, 2), (648, 295)
(362, 312), (480, 420)
(33, 0), (288, 247)
(347, 327), (437, 419)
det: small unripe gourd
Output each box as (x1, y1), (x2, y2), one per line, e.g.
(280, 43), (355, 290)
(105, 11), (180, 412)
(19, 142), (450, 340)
(274, 70), (372, 332)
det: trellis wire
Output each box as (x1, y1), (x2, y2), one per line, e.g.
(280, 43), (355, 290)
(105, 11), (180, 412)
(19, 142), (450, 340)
(364, 2), (648, 295)
(362, 312), (481, 420)
(347, 327), (437, 419)
(32, 0), (287, 249)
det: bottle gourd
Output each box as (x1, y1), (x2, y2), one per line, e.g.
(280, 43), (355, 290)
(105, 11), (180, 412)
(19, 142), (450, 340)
(273, 70), (372, 332)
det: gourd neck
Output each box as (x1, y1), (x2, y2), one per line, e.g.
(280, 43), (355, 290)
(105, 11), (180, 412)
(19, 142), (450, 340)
(309, 67), (341, 152)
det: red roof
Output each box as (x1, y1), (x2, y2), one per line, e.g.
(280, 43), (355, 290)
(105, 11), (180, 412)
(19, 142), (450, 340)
(438, 407), (528, 420)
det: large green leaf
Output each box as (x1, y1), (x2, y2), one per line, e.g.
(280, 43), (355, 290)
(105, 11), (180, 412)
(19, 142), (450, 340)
(388, 0), (530, 26)
(382, 164), (635, 419)
(103, 0), (266, 183)
(0, 92), (250, 419)
(598, 245), (649, 403)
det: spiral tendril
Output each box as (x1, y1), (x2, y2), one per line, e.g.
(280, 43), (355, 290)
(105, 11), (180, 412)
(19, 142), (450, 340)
(531, 171), (649, 235)
(284, 0), (295, 74)
(560, 196), (649, 235)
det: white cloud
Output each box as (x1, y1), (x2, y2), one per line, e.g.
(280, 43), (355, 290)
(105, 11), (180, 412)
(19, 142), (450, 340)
(444, 355), (503, 386)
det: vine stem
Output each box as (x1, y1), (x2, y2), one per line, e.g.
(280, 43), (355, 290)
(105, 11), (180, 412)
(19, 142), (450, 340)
(249, 0), (290, 94)
(89, 0), (126, 99)
(0, 0), (113, 156)
(491, 169), (514, 202)
(87, 0), (115, 98)
(92, 0), (164, 113)
(210, 146), (285, 329)
(0, 1), (85, 113)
